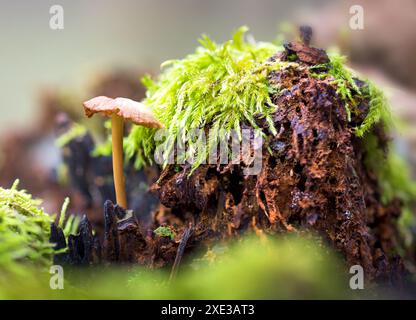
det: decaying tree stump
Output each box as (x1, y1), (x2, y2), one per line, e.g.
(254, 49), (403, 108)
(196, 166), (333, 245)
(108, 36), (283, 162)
(52, 30), (406, 284)
(150, 34), (405, 282)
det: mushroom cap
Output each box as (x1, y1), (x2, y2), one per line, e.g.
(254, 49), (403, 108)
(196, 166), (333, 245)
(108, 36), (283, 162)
(83, 96), (164, 129)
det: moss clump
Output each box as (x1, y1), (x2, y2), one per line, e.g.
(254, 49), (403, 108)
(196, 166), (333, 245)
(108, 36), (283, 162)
(125, 26), (284, 170)
(124, 28), (394, 173)
(154, 226), (175, 240)
(0, 182), (81, 274)
(0, 180), (54, 274)
(311, 51), (392, 136)
(355, 80), (392, 137)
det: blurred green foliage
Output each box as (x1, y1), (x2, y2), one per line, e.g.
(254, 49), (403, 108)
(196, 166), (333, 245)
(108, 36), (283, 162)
(363, 134), (416, 247)
(364, 135), (416, 206)
(55, 123), (87, 148)
(0, 235), (353, 299)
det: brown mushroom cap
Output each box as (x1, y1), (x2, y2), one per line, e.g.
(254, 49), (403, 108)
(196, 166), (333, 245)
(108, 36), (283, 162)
(83, 96), (164, 129)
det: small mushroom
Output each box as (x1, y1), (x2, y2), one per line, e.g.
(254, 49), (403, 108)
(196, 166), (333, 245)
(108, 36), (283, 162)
(83, 96), (163, 208)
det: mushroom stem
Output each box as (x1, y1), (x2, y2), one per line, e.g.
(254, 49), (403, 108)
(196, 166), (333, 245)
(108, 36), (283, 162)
(111, 114), (127, 208)
(83, 95), (163, 208)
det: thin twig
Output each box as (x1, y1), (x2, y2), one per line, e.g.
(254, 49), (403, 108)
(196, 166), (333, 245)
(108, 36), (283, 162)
(169, 225), (193, 282)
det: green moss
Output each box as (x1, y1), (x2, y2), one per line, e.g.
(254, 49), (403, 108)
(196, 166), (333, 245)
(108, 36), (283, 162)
(125, 26), (284, 171)
(168, 235), (348, 299)
(124, 29), (394, 174)
(363, 133), (416, 247)
(0, 235), (351, 299)
(0, 180), (54, 274)
(55, 123), (87, 148)
(58, 197), (69, 228)
(58, 197), (80, 240)
(364, 134), (416, 205)
(311, 51), (392, 136)
(91, 120), (113, 157)
(398, 207), (414, 248)
(154, 226), (175, 240)
(91, 138), (112, 157)
(324, 53), (360, 122)
(0, 182), (81, 274)
(55, 118), (113, 158)
(355, 80), (392, 137)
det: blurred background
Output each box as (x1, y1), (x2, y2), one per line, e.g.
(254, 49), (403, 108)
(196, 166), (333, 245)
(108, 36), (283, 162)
(0, 0), (415, 214)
